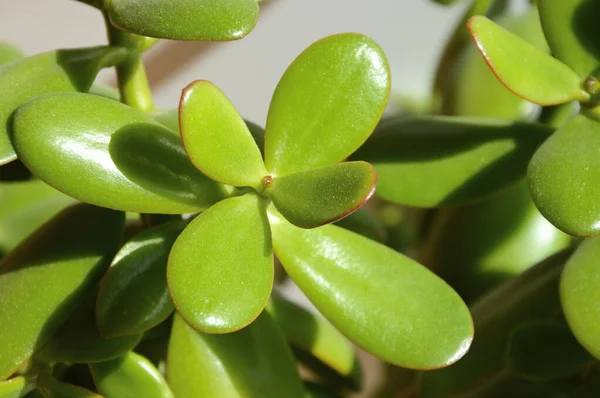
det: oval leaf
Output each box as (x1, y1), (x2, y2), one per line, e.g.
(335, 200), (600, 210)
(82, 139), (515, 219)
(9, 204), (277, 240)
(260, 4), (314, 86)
(561, 236), (600, 359)
(0, 377), (26, 398)
(351, 116), (553, 207)
(0, 204), (124, 380)
(467, 16), (588, 105)
(506, 321), (591, 381)
(37, 374), (101, 398)
(12, 92), (233, 214)
(267, 294), (361, 390)
(89, 352), (173, 398)
(333, 206), (387, 243)
(167, 313), (305, 397)
(0, 46), (127, 165)
(265, 33), (390, 176)
(528, 114), (600, 236)
(267, 161), (376, 229)
(105, 0), (259, 41)
(97, 220), (187, 338)
(420, 250), (570, 398)
(0, 43), (23, 65)
(180, 80), (267, 188)
(269, 209), (473, 370)
(168, 193), (273, 333)
(37, 292), (142, 364)
(538, 0), (600, 78)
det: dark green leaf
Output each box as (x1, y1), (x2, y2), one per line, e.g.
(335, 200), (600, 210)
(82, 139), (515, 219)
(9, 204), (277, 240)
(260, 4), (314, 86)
(351, 116), (553, 207)
(0, 204), (124, 380)
(37, 374), (100, 398)
(12, 93), (232, 214)
(267, 161), (376, 229)
(265, 33), (390, 176)
(333, 206), (387, 243)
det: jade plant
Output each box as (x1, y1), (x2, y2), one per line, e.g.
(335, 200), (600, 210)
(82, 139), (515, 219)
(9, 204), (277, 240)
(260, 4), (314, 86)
(2, 0), (600, 396)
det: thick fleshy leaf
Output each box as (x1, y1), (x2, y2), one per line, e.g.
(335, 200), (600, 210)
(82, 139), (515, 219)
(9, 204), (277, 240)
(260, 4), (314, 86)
(538, 0), (600, 78)
(467, 16), (588, 105)
(267, 161), (376, 229)
(333, 206), (387, 243)
(105, 0), (259, 40)
(420, 250), (571, 398)
(265, 33), (390, 176)
(180, 80), (267, 188)
(167, 313), (304, 397)
(0, 377), (26, 398)
(0, 180), (74, 255)
(350, 116), (553, 207)
(528, 114), (600, 236)
(0, 204), (124, 380)
(0, 44), (22, 65)
(269, 209), (473, 370)
(37, 375), (101, 398)
(12, 92), (233, 214)
(168, 193), (273, 333)
(267, 294), (361, 390)
(561, 237), (600, 359)
(89, 84), (121, 102)
(422, 181), (571, 303)
(0, 46), (127, 165)
(37, 292), (142, 364)
(97, 220), (187, 338)
(89, 352), (173, 398)
(506, 321), (591, 381)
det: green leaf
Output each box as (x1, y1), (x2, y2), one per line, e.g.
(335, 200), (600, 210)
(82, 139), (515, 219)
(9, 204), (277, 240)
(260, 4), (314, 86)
(269, 209), (473, 370)
(104, 0), (259, 41)
(506, 321), (591, 381)
(89, 352), (173, 398)
(267, 294), (361, 390)
(561, 236), (600, 359)
(89, 84), (121, 102)
(266, 161), (376, 229)
(12, 92), (233, 214)
(0, 46), (127, 165)
(422, 181), (571, 303)
(351, 116), (553, 207)
(467, 16), (588, 105)
(0, 204), (124, 381)
(265, 33), (390, 176)
(96, 220), (187, 338)
(37, 374), (101, 398)
(167, 313), (305, 397)
(333, 206), (387, 243)
(0, 43), (23, 65)
(538, 0), (600, 78)
(37, 292), (142, 364)
(0, 180), (74, 256)
(420, 250), (571, 398)
(180, 80), (267, 188)
(0, 377), (26, 398)
(168, 193), (273, 333)
(528, 114), (600, 236)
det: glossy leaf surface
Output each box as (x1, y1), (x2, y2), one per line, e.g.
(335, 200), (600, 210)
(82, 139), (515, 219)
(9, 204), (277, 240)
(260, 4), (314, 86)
(561, 237), (600, 359)
(180, 80), (267, 188)
(333, 206), (387, 243)
(420, 251), (570, 398)
(0, 44), (22, 65)
(13, 93), (232, 214)
(0, 377), (26, 398)
(267, 294), (360, 388)
(97, 220), (187, 338)
(351, 116), (553, 207)
(467, 16), (588, 105)
(0, 180), (74, 256)
(265, 33), (390, 176)
(0, 46), (126, 164)
(528, 114), (600, 236)
(38, 375), (100, 398)
(0, 204), (124, 380)
(269, 210), (473, 369)
(538, 0), (600, 78)
(168, 194), (273, 333)
(105, 0), (259, 40)
(37, 292), (142, 364)
(267, 161), (376, 229)
(506, 321), (591, 381)
(167, 313), (304, 397)
(89, 352), (173, 398)
(423, 181), (570, 303)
